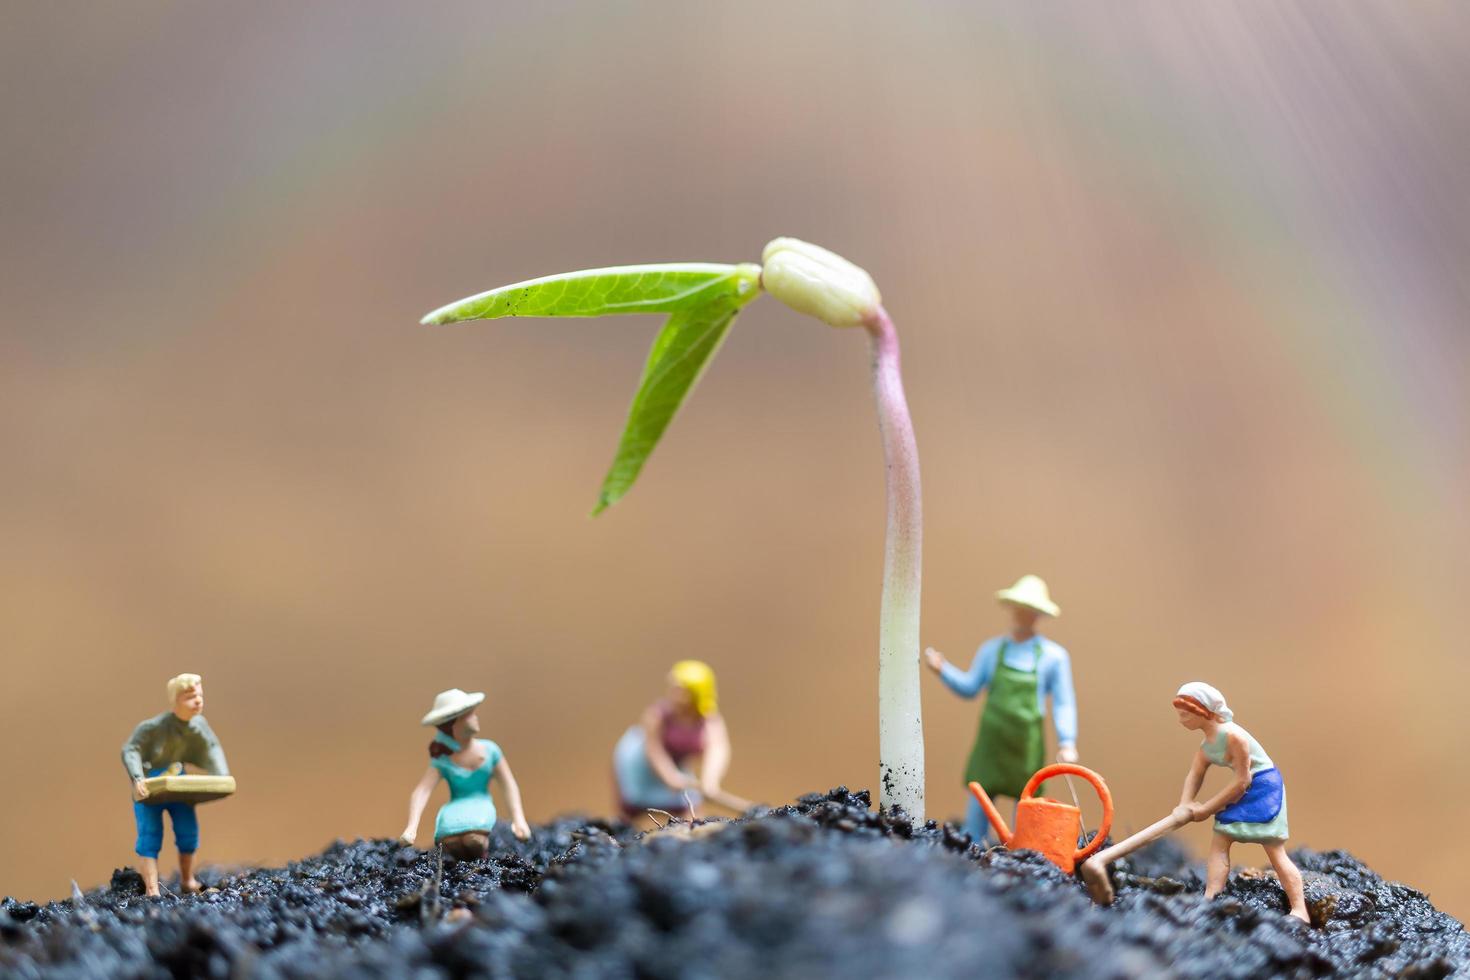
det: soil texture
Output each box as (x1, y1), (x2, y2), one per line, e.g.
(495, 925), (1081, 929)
(2, 788), (1466, 978)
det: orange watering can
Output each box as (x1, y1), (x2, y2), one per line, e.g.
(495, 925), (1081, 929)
(968, 763), (1114, 874)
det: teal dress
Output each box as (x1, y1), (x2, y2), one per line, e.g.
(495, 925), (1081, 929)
(431, 739), (503, 840)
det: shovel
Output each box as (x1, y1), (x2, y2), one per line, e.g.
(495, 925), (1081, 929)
(702, 787), (755, 813)
(1080, 804), (1193, 905)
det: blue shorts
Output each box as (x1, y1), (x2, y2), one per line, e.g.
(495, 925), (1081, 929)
(133, 768), (200, 857)
(133, 800), (199, 857)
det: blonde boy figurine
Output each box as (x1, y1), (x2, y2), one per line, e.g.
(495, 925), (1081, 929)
(121, 674), (230, 896)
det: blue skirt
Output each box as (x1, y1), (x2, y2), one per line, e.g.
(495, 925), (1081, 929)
(1215, 767), (1289, 842)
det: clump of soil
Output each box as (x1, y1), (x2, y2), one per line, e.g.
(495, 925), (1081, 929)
(3, 788), (1466, 978)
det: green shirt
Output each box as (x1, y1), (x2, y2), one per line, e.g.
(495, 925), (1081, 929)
(121, 712), (230, 782)
(1201, 721), (1274, 775)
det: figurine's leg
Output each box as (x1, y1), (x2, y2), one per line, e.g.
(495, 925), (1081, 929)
(133, 800), (164, 898)
(441, 832), (489, 860)
(169, 804), (202, 893)
(138, 858), (160, 898)
(1263, 842), (1309, 924)
(965, 793), (997, 845)
(1204, 832), (1232, 898)
(178, 852), (200, 894)
(965, 795), (1019, 846)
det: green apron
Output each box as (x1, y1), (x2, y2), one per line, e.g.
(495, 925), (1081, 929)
(964, 638), (1046, 799)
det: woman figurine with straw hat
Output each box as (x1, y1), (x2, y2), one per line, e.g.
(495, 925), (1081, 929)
(399, 688), (532, 859)
(1172, 681), (1308, 922)
(924, 574), (1078, 844)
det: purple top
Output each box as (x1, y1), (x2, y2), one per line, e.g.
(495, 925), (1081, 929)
(657, 700), (707, 763)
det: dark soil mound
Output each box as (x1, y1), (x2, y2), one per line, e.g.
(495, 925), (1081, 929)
(3, 788), (1466, 978)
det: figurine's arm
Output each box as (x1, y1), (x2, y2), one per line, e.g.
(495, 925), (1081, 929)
(1191, 731), (1253, 820)
(698, 713), (732, 795)
(695, 715), (752, 810)
(122, 719), (154, 797)
(493, 758), (532, 841)
(933, 643), (996, 699)
(640, 705), (695, 791)
(1046, 649), (1079, 762)
(188, 717), (230, 775)
(399, 765), (438, 845)
(1179, 749), (1209, 807)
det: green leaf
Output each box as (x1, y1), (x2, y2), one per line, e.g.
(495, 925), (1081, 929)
(592, 294), (744, 514)
(420, 261), (763, 514)
(421, 263), (756, 324)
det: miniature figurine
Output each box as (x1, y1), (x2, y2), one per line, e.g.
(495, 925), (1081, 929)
(1081, 682), (1309, 924)
(612, 660), (752, 817)
(924, 574), (1078, 843)
(399, 688), (531, 859)
(121, 673), (232, 897)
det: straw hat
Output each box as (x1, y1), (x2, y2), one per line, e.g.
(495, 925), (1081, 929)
(420, 688), (485, 727)
(995, 574), (1060, 617)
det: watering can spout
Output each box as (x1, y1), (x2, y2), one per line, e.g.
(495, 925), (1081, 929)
(966, 780), (1013, 845)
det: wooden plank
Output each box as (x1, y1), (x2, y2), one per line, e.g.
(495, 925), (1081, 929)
(132, 774), (236, 805)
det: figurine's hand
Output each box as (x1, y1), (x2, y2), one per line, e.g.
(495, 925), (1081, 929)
(134, 779), (150, 800)
(922, 647), (944, 674)
(511, 818), (531, 841)
(1186, 802), (1213, 823)
(1171, 804), (1193, 824)
(1056, 745), (1079, 764)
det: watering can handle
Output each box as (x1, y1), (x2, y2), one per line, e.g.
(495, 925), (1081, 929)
(1021, 763), (1114, 863)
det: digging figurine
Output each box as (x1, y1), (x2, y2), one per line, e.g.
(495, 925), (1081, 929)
(1082, 681), (1309, 923)
(612, 660), (752, 818)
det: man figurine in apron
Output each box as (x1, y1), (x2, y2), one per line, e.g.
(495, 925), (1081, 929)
(924, 574), (1078, 844)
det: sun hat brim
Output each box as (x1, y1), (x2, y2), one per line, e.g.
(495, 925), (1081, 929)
(995, 590), (1060, 617)
(420, 691), (485, 726)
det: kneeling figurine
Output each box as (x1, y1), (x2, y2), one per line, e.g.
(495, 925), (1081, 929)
(400, 688), (531, 858)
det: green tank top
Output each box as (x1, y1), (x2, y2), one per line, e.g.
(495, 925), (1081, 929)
(1201, 722), (1273, 774)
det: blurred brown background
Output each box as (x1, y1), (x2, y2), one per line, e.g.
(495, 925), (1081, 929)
(2, 2), (1467, 918)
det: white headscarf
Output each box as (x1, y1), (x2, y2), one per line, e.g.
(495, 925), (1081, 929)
(1176, 681), (1233, 722)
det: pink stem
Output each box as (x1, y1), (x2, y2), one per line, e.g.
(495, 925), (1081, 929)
(865, 305), (925, 818)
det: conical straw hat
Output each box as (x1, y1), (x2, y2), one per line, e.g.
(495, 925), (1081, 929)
(994, 575), (1060, 617)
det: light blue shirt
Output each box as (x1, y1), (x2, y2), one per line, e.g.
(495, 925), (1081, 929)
(939, 635), (1078, 747)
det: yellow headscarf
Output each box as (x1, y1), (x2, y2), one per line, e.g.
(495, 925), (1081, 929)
(671, 660), (718, 717)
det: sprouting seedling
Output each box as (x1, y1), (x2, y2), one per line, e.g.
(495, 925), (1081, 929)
(422, 238), (926, 819)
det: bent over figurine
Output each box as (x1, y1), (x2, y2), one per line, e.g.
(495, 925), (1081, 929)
(612, 660), (750, 817)
(1173, 681), (1309, 922)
